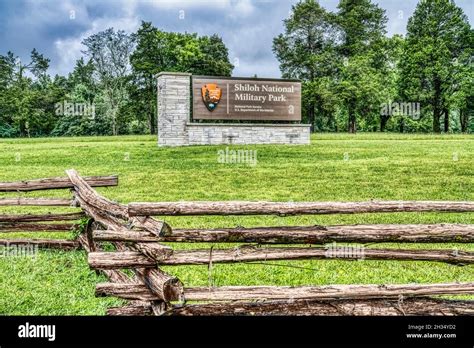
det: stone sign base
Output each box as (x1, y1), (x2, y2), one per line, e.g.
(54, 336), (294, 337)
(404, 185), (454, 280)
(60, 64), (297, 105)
(187, 123), (310, 146)
(157, 72), (311, 147)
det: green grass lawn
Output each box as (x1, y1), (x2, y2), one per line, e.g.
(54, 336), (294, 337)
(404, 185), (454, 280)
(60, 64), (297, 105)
(0, 133), (473, 314)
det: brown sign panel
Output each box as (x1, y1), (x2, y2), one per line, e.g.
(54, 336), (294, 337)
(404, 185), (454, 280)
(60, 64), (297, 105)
(192, 76), (301, 121)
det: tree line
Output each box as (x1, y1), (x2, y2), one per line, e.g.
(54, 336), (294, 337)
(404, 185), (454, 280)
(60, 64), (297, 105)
(0, 0), (472, 137)
(274, 0), (473, 133)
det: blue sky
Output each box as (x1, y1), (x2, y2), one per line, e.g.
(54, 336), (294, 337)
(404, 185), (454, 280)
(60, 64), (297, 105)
(0, 0), (472, 78)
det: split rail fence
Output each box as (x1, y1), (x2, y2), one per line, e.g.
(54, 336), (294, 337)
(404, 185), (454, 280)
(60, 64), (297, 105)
(1, 170), (473, 315)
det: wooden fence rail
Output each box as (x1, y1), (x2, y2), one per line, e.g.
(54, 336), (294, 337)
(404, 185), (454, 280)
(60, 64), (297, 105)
(93, 223), (474, 243)
(0, 175), (116, 251)
(0, 238), (80, 250)
(163, 298), (474, 316)
(107, 298), (474, 316)
(88, 247), (473, 268)
(128, 200), (474, 216)
(97, 282), (474, 301)
(0, 175), (118, 192)
(0, 212), (84, 222)
(0, 198), (74, 206)
(2, 171), (473, 316)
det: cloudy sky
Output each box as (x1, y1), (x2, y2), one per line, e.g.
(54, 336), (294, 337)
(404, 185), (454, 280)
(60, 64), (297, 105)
(0, 0), (472, 78)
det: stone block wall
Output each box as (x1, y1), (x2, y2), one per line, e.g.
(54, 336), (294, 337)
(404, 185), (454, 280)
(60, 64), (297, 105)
(187, 123), (310, 145)
(157, 72), (191, 147)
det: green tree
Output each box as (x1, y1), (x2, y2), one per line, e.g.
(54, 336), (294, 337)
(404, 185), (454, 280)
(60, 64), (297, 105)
(336, 0), (388, 133)
(82, 28), (136, 135)
(399, 0), (472, 133)
(129, 21), (233, 134)
(273, 0), (340, 131)
(0, 49), (50, 137)
(376, 35), (404, 132)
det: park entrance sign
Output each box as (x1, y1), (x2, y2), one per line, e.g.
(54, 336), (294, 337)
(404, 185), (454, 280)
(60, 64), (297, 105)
(157, 72), (310, 147)
(193, 76), (301, 121)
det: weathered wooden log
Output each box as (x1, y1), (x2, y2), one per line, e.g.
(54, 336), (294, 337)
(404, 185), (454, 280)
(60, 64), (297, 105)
(66, 170), (127, 218)
(102, 243), (182, 302)
(77, 196), (179, 302)
(0, 212), (84, 223)
(73, 188), (181, 303)
(66, 169), (170, 235)
(106, 299), (166, 316)
(67, 169), (179, 303)
(105, 243), (182, 302)
(0, 238), (80, 250)
(96, 282), (474, 302)
(129, 243), (173, 261)
(166, 298), (474, 316)
(93, 229), (158, 242)
(0, 175), (118, 192)
(107, 298), (474, 316)
(184, 282), (474, 301)
(0, 198), (73, 206)
(96, 283), (158, 301)
(166, 246), (473, 265)
(0, 222), (76, 232)
(83, 238), (169, 312)
(89, 251), (156, 269)
(88, 246), (473, 268)
(83, 234), (167, 315)
(74, 193), (173, 260)
(93, 224), (474, 244)
(117, 245), (181, 302)
(77, 234), (132, 284)
(139, 268), (182, 303)
(131, 215), (172, 237)
(128, 200), (474, 216)
(107, 303), (153, 316)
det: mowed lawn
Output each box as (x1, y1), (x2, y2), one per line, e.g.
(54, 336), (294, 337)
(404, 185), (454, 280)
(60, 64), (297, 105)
(0, 133), (473, 315)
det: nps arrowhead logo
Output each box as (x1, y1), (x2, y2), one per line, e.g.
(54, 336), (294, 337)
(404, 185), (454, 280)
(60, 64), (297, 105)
(201, 83), (222, 111)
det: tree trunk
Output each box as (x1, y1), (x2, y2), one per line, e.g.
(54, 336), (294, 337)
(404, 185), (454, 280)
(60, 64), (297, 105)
(308, 102), (315, 132)
(443, 107), (449, 132)
(433, 78), (441, 133)
(149, 77), (156, 135)
(326, 111), (335, 131)
(348, 101), (356, 133)
(380, 115), (389, 132)
(460, 108), (468, 133)
(433, 106), (441, 133)
(398, 117), (404, 133)
(149, 109), (155, 135)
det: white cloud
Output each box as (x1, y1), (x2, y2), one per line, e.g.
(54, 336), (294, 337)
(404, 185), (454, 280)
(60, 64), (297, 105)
(149, 0), (254, 15)
(52, 4), (140, 76)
